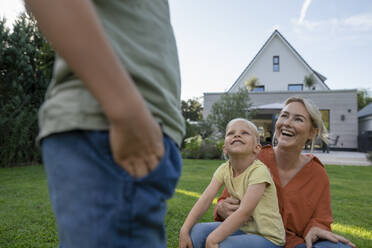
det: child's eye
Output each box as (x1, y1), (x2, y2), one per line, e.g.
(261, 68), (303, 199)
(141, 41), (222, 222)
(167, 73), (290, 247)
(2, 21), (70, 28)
(242, 131), (249, 135)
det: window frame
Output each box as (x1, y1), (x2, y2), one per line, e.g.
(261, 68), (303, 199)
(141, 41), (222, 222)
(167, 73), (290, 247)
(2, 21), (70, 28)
(287, 84), (303, 91)
(273, 55), (279, 72)
(252, 85), (265, 92)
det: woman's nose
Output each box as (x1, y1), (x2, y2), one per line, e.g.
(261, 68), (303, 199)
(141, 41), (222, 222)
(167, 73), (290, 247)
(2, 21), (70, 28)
(282, 117), (292, 126)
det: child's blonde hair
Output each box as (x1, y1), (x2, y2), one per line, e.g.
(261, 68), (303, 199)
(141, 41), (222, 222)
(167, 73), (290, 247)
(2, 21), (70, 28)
(226, 118), (260, 144)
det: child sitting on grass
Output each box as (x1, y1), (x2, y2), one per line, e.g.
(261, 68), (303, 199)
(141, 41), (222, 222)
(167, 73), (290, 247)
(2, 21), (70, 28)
(179, 118), (285, 248)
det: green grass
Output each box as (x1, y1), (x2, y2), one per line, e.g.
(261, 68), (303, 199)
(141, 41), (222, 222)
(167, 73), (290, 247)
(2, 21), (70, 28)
(1, 161), (372, 247)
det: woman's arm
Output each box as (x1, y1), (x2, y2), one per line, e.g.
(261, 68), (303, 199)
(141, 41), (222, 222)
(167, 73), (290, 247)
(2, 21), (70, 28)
(179, 178), (222, 248)
(206, 183), (266, 246)
(303, 184), (355, 248)
(25, 0), (164, 178)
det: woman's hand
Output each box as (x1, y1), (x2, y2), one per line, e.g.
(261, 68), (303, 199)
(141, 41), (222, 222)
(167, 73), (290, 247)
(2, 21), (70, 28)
(216, 197), (240, 220)
(305, 226), (356, 248)
(179, 228), (193, 248)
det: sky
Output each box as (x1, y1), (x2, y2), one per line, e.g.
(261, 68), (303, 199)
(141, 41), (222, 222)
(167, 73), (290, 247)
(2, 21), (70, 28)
(1, 0), (372, 101)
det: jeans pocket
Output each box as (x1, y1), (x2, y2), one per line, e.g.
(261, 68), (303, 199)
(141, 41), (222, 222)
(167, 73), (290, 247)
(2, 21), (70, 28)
(94, 131), (181, 187)
(135, 135), (182, 200)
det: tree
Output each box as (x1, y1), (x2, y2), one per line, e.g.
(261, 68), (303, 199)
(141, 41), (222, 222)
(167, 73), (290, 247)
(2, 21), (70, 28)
(0, 13), (55, 167)
(181, 98), (203, 121)
(304, 74), (316, 90)
(244, 76), (259, 91)
(197, 119), (214, 139)
(207, 87), (253, 136)
(357, 88), (372, 110)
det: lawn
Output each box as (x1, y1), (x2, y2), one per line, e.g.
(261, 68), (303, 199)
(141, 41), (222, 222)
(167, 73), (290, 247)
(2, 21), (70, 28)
(1, 160), (371, 247)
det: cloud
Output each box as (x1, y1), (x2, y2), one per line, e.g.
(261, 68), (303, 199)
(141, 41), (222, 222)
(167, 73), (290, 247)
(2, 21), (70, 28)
(298, 0), (312, 24)
(292, 13), (372, 33)
(343, 13), (372, 31)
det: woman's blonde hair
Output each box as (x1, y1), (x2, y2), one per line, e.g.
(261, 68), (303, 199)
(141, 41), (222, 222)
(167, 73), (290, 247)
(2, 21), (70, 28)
(273, 96), (328, 152)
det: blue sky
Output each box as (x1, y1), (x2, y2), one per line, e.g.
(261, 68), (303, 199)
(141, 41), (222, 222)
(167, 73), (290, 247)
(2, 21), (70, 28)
(2, 0), (372, 100)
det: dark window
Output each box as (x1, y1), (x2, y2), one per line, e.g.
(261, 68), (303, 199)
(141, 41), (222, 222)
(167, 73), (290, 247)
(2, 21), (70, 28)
(252, 86), (265, 92)
(288, 84), (303, 91)
(273, 56), (279, 72)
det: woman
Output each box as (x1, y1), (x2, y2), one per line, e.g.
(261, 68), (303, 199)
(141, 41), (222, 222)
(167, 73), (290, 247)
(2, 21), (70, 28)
(211, 97), (355, 248)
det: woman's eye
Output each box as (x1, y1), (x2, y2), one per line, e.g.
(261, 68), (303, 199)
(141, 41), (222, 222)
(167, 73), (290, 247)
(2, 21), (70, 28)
(295, 118), (304, 122)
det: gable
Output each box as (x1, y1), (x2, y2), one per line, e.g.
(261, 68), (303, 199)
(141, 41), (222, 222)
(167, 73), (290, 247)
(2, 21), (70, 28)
(229, 30), (330, 93)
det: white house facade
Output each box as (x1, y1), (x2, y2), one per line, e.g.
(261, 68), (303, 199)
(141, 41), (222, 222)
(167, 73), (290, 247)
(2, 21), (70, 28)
(203, 30), (358, 150)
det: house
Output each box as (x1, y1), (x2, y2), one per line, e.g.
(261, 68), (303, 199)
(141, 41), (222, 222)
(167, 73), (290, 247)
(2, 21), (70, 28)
(358, 102), (372, 133)
(358, 103), (372, 152)
(203, 30), (358, 150)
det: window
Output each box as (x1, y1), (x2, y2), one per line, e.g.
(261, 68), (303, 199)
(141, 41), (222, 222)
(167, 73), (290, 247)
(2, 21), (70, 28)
(288, 84), (303, 91)
(320, 110), (330, 131)
(252, 86), (265, 92)
(273, 56), (279, 72)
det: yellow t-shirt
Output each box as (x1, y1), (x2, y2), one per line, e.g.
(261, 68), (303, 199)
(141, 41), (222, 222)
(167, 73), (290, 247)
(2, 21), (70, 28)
(213, 160), (285, 246)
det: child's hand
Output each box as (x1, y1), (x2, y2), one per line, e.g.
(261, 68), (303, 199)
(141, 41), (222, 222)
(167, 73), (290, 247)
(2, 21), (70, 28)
(206, 236), (219, 248)
(179, 229), (193, 248)
(109, 97), (164, 178)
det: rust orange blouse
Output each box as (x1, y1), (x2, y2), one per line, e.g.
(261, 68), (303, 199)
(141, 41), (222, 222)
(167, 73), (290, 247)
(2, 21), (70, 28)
(214, 146), (333, 248)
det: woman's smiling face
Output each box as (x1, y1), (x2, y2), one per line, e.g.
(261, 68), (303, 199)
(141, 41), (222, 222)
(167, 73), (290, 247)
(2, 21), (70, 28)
(275, 101), (316, 149)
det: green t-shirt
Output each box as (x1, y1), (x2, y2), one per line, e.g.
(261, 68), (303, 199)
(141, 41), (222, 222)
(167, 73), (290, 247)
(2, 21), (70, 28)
(214, 160), (285, 246)
(37, 0), (185, 146)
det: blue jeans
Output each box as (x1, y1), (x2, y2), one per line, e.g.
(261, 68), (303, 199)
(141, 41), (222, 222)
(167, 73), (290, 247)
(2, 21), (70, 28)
(190, 222), (284, 248)
(295, 241), (352, 248)
(42, 131), (182, 248)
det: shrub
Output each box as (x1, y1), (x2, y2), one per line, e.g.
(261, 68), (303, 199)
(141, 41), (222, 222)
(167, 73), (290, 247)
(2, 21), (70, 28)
(201, 138), (224, 160)
(181, 136), (224, 160)
(181, 135), (203, 159)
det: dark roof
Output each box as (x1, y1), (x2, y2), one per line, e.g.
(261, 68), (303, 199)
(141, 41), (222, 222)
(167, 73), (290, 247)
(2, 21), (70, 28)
(228, 29), (330, 92)
(313, 70), (327, 83)
(358, 103), (372, 118)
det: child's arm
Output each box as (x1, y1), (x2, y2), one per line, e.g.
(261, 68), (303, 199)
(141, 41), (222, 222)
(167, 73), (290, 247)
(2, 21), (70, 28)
(179, 178), (222, 248)
(25, 0), (164, 178)
(206, 183), (266, 247)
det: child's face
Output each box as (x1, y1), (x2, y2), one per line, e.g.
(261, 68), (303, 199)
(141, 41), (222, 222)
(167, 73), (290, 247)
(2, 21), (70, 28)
(223, 120), (261, 156)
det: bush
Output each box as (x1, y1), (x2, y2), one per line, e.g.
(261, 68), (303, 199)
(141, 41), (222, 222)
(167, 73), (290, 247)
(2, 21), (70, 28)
(181, 135), (224, 160)
(200, 138), (224, 160)
(182, 135), (203, 159)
